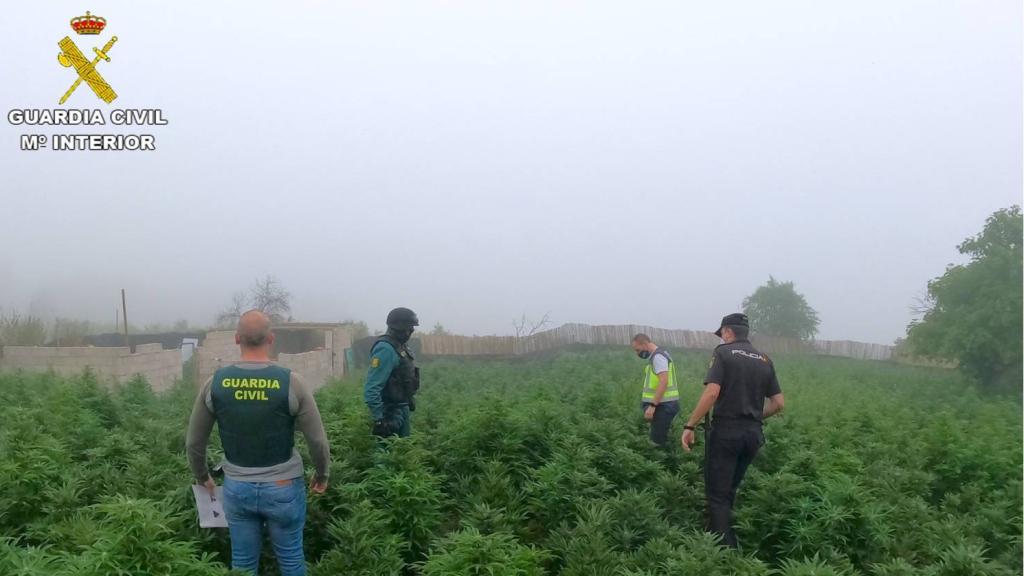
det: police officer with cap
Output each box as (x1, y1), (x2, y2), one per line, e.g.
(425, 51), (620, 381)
(364, 307), (421, 438)
(680, 313), (785, 548)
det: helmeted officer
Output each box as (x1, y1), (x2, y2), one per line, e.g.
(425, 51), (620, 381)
(680, 313), (785, 548)
(631, 333), (681, 447)
(364, 307), (421, 438)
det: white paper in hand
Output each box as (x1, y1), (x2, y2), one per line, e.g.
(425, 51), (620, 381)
(191, 485), (228, 528)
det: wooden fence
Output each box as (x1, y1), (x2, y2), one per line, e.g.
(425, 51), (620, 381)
(416, 334), (517, 356)
(419, 323), (894, 362)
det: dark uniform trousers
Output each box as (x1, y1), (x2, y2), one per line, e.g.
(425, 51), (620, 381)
(646, 401), (679, 447)
(705, 421), (764, 548)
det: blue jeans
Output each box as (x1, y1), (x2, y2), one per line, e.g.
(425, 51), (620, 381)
(222, 476), (307, 576)
(641, 401), (679, 447)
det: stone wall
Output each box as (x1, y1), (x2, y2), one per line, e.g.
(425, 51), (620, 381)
(0, 343), (182, 391)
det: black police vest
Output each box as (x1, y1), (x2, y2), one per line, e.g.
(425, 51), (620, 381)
(710, 340), (774, 426)
(373, 335), (420, 404)
(210, 364), (295, 468)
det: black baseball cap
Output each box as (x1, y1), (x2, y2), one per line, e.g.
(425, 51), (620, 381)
(714, 313), (749, 337)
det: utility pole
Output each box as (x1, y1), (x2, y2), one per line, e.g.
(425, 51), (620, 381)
(121, 289), (131, 352)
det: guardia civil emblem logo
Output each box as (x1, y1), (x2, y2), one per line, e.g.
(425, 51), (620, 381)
(7, 10), (169, 152)
(57, 11), (118, 104)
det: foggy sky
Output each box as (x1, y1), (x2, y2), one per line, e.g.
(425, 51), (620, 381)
(1, 1), (1020, 343)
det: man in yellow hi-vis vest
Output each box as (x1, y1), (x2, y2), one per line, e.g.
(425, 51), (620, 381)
(631, 333), (680, 447)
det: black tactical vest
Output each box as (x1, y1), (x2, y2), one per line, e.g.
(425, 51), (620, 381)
(210, 364), (295, 468)
(373, 335), (420, 404)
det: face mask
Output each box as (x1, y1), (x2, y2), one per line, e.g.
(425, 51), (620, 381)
(637, 350), (652, 360)
(396, 329), (414, 344)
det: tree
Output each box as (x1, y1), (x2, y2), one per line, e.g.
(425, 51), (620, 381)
(214, 275), (294, 328)
(51, 317), (93, 346)
(906, 206), (1022, 388)
(431, 322), (450, 336)
(742, 277), (820, 340)
(0, 310), (47, 346)
(215, 291), (248, 329)
(340, 320), (369, 341)
(250, 275), (292, 323)
(513, 312), (551, 338)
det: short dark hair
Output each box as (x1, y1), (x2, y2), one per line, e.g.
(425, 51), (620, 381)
(726, 325), (749, 340)
(632, 333), (651, 344)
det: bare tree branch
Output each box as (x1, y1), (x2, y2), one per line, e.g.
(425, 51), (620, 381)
(909, 292), (935, 318)
(513, 312), (552, 338)
(215, 291), (248, 329)
(250, 275), (292, 324)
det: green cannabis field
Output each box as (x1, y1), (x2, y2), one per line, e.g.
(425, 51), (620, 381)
(0, 349), (1020, 575)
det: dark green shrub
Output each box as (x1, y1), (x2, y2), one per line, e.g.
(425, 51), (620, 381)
(421, 528), (548, 576)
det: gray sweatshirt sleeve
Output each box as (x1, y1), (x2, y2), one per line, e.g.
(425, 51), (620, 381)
(289, 373), (331, 481)
(185, 377), (215, 482)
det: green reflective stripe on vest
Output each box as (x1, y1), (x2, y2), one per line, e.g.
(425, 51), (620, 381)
(210, 364), (295, 468)
(641, 351), (680, 402)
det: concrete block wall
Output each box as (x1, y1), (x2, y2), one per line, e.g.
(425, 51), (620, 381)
(116, 347), (182, 391)
(134, 343), (164, 354)
(0, 345), (182, 391)
(194, 327), (353, 386)
(194, 331), (242, 384)
(278, 349), (333, 390)
(330, 327), (352, 377)
(1, 346), (120, 375)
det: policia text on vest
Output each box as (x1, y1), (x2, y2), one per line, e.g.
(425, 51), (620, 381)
(680, 313), (786, 550)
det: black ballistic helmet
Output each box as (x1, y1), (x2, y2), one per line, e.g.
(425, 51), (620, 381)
(714, 313), (749, 337)
(386, 307), (420, 330)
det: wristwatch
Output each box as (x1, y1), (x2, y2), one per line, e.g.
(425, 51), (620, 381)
(683, 425), (696, 431)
